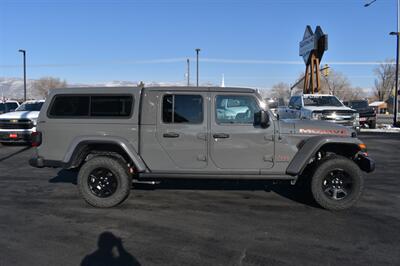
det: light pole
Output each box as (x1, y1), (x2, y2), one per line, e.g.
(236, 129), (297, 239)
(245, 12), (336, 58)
(18, 49), (27, 102)
(195, 48), (200, 87)
(365, 0), (399, 126)
(186, 58), (190, 86)
(390, 30), (399, 126)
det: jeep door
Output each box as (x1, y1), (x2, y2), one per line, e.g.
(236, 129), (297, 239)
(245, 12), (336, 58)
(155, 92), (208, 169)
(210, 93), (274, 174)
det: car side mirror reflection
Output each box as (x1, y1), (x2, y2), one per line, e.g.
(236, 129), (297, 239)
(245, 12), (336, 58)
(255, 110), (270, 128)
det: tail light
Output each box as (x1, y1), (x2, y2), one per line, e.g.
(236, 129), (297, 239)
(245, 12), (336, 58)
(31, 131), (42, 147)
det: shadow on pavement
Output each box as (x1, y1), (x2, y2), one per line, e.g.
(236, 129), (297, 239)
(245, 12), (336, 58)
(0, 146), (31, 163)
(49, 169), (78, 185)
(49, 169), (320, 208)
(81, 231), (140, 266)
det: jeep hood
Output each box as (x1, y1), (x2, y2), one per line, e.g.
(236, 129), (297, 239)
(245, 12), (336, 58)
(279, 119), (354, 137)
(0, 111), (40, 120)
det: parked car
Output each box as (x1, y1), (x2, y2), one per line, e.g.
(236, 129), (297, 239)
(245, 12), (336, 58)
(278, 94), (359, 131)
(0, 100), (45, 143)
(0, 100), (20, 114)
(29, 87), (374, 210)
(344, 100), (376, 129)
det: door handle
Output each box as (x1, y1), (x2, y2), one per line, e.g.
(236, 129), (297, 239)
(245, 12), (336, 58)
(213, 133), (230, 139)
(163, 132), (180, 138)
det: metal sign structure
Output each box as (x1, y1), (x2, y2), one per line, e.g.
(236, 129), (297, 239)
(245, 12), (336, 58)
(299, 25), (328, 94)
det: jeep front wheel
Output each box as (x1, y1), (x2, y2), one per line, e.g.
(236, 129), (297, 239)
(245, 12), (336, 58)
(311, 156), (364, 211)
(78, 156), (131, 208)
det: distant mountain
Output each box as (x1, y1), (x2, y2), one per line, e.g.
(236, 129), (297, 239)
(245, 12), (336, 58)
(0, 77), (190, 100)
(0, 77), (39, 100)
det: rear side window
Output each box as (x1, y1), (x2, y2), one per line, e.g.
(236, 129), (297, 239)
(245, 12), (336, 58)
(49, 95), (133, 118)
(91, 96), (132, 117)
(49, 96), (89, 117)
(162, 94), (203, 124)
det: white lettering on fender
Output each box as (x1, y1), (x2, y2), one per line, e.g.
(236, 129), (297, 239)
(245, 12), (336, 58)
(299, 128), (347, 135)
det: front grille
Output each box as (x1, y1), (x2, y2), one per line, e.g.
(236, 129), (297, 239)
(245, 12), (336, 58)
(321, 111), (355, 123)
(0, 119), (33, 129)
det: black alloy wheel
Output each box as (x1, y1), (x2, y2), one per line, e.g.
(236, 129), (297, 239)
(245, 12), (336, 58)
(322, 169), (353, 201)
(88, 167), (118, 198)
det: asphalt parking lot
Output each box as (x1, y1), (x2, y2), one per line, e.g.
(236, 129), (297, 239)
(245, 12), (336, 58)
(0, 133), (399, 266)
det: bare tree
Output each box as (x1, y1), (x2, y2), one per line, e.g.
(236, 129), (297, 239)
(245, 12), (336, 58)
(343, 87), (367, 101)
(34, 77), (67, 98)
(373, 59), (395, 101)
(292, 69), (367, 101)
(269, 82), (291, 101)
(320, 70), (352, 100)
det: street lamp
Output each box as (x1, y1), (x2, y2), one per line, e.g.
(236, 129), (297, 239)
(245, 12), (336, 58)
(18, 49), (27, 102)
(195, 48), (201, 87)
(364, 0), (377, 7)
(365, 0), (399, 127)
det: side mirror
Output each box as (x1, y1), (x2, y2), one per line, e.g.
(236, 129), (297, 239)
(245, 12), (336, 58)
(255, 110), (270, 128)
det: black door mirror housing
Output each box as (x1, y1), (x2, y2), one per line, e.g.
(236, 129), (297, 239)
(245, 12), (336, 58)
(255, 110), (270, 128)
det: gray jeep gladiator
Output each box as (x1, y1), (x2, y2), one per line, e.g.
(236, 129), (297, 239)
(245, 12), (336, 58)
(29, 86), (375, 210)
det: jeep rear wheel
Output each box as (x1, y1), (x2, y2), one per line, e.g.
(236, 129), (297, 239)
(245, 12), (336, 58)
(78, 156), (131, 208)
(311, 156), (363, 211)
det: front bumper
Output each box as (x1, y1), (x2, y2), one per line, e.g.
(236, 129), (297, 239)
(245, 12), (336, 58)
(355, 153), (375, 173)
(0, 130), (33, 143)
(359, 116), (376, 124)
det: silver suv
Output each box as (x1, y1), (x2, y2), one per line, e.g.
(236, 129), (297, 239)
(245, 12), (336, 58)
(30, 87), (374, 210)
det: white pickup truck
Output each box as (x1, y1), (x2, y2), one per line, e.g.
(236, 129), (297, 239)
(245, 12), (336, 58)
(0, 100), (45, 143)
(278, 94), (359, 130)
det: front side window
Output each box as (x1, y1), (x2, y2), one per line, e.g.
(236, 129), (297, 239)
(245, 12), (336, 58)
(216, 95), (260, 124)
(162, 94), (203, 124)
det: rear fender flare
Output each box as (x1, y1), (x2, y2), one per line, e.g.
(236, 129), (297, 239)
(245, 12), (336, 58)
(62, 136), (147, 172)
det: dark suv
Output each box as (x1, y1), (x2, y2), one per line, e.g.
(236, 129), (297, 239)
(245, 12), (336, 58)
(344, 100), (376, 129)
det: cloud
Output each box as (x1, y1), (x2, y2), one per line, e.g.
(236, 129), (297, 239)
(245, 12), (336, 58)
(0, 57), (395, 68)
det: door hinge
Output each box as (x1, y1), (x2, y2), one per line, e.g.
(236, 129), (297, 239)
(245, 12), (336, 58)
(264, 135), (274, 141)
(263, 155), (274, 162)
(197, 133), (207, 141)
(197, 154), (207, 161)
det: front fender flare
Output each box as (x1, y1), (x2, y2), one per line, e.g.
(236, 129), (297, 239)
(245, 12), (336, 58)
(286, 136), (362, 176)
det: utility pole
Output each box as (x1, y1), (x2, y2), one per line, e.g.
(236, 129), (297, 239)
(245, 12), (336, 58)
(195, 48), (200, 87)
(396, 0), (399, 126)
(186, 58), (190, 86)
(365, 0), (399, 127)
(18, 49), (27, 101)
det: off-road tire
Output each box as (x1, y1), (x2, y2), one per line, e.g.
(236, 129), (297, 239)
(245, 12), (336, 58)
(78, 156), (131, 208)
(311, 155), (364, 211)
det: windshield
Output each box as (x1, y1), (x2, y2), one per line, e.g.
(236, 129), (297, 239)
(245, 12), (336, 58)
(303, 96), (343, 107)
(351, 101), (368, 109)
(16, 102), (44, 111)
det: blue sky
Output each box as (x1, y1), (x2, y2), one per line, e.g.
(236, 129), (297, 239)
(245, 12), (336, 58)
(0, 0), (397, 89)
